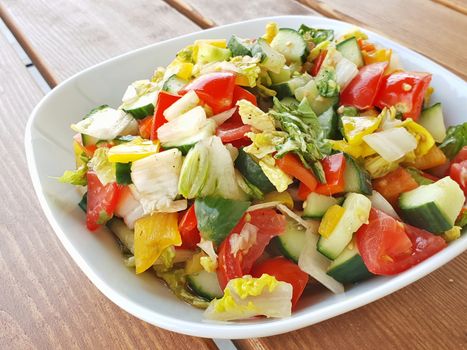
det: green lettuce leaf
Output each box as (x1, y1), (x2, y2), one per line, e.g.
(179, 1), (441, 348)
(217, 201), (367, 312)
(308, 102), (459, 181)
(315, 67), (339, 97)
(88, 147), (116, 185)
(237, 99), (276, 132)
(57, 164), (88, 186)
(439, 122), (467, 159)
(298, 24), (334, 45)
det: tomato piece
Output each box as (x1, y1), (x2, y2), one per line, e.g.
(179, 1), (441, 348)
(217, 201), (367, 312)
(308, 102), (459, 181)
(315, 153), (346, 195)
(372, 167), (419, 206)
(450, 160), (467, 196)
(232, 85), (257, 106)
(452, 146), (467, 164)
(217, 209), (286, 289)
(180, 72), (236, 114)
(178, 205), (201, 250)
(374, 71), (432, 120)
(150, 91), (181, 140)
(86, 172), (120, 231)
(138, 116), (153, 139)
(310, 50), (327, 77)
(251, 257), (309, 308)
(276, 153), (318, 192)
(297, 181), (312, 201)
(357, 209), (446, 275)
(340, 62), (388, 110)
(216, 123), (251, 144)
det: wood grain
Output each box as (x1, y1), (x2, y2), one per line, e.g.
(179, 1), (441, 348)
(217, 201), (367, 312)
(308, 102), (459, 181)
(298, 0), (467, 79)
(0, 32), (215, 350)
(432, 0), (467, 15)
(0, 0), (200, 86)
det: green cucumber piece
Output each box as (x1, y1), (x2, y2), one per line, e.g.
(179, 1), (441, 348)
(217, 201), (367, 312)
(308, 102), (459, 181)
(327, 242), (372, 284)
(336, 37), (364, 68)
(276, 218), (307, 263)
(406, 167), (434, 185)
(399, 177), (464, 234)
(343, 154), (372, 195)
(78, 192), (87, 212)
(302, 193), (343, 219)
(269, 66), (291, 84)
(162, 74), (188, 94)
(115, 162), (132, 185)
(318, 107), (340, 140)
(161, 119), (216, 155)
(271, 74), (311, 99)
(106, 217), (134, 254)
(419, 103), (446, 143)
(251, 38), (286, 74)
(195, 196), (250, 245)
(295, 79), (338, 116)
(187, 270), (223, 300)
(235, 148), (275, 193)
(122, 91), (157, 119)
(196, 43), (231, 64)
(227, 35), (252, 57)
(317, 193), (372, 260)
(81, 134), (99, 146)
(270, 28), (309, 63)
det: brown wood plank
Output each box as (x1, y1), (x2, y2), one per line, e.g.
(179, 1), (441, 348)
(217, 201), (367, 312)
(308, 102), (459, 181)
(236, 253), (467, 350)
(432, 0), (467, 15)
(0, 31), (215, 350)
(298, 0), (467, 79)
(0, 0), (200, 85)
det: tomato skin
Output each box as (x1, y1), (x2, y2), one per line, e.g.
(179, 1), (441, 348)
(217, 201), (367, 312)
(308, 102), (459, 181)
(374, 71), (432, 120)
(86, 172), (121, 231)
(216, 123), (251, 144)
(373, 167), (419, 206)
(357, 209), (446, 275)
(310, 50), (327, 77)
(217, 209), (286, 290)
(297, 181), (312, 201)
(276, 153), (318, 192)
(340, 62), (388, 110)
(251, 257), (309, 308)
(180, 72), (236, 114)
(150, 91), (181, 140)
(450, 160), (467, 196)
(178, 205), (201, 250)
(314, 153), (346, 195)
(232, 85), (257, 106)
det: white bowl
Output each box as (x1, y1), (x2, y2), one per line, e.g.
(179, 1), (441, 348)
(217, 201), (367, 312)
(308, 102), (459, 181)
(25, 16), (467, 339)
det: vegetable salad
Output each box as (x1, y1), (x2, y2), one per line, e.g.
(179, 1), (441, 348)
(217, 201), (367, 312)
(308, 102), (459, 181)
(60, 22), (467, 321)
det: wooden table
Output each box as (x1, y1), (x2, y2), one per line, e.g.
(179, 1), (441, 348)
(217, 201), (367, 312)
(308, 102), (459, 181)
(1, 1), (466, 349)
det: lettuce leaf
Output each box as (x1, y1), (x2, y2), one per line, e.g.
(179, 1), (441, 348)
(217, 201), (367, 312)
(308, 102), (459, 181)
(237, 100), (276, 132)
(88, 147), (116, 185)
(439, 122), (467, 159)
(298, 24), (334, 45)
(57, 164), (87, 186)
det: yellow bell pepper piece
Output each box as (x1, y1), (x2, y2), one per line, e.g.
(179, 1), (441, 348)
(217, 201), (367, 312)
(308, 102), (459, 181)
(339, 27), (368, 42)
(192, 39), (227, 62)
(308, 40), (330, 61)
(73, 139), (86, 167)
(442, 226), (461, 243)
(262, 191), (294, 209)
(362, 48), (392, 65)
(185, 251), (205, 275)
(401, 119), (435, 157)
(107, 138), (159, 163)
(318, 205), (345, 238)
(330, 140), (376, 159)
(341, 115), (382, 145)
(134, 213), (181, 274)
(166, 59), (193, 80)
(262, 22), (278, 43)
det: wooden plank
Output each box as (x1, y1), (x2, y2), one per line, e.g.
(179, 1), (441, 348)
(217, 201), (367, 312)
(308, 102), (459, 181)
(236, 254), (467, 350)
(170, 0), (318, 26)
(432, 0), (467, 15)
(298, 0), (467, 79)
(0, 0), (200, 85)
(0, 32), (215, 350)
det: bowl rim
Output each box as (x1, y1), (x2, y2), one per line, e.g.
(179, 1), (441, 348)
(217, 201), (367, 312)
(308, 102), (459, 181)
(24, 15), (467, 339)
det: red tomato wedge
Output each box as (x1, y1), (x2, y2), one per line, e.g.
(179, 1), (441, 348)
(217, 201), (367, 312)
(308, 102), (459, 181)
(251, 257), (309, 308)
(86, 172), (120, 231)
(357, 209), (446, 275)
(340, 62), (388, 110)
(314, 153), (346, 195)
(276, 153), (318, 192)
(310, 50), (327, 77)
(178, 205), (201, 250)
(297, 181), (312, 201)
(150, 91), (181, 140)
(217, 209), (286, 290)
(138, 116), (153, 139)
(374, 71), (432, 120)
(180, 72), (236, 114)
(232, 85), (257, 106)
(216, 123), (251, 144)
(450, 160), (467, 196)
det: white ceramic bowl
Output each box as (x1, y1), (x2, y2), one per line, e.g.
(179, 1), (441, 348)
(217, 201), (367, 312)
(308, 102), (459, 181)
(25, 16), (467, 339)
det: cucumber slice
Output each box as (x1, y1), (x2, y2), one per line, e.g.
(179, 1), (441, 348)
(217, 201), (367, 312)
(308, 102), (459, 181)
(234, 148), (275, 193)
(227, 35), (252, 57)
(303, 193), (343, 219)
(419, 103), (446, 143)
(327, 241), (372, 284)
(317, 193), (372, 260)
(162, 74), (188, 94)
(336, 37), (364, 68)
(161, 119), (216, 155)
(343, 154), (372, 195)
(78, 192), (87, 212)
(106, 217), (135, 254)
(318, 107), (340, 140)
(116, 162), (132, 185)
(122, 91), (157, 119)
(271, 74), (311, 99)
(196, 43), (231, 64)
(81, 134), (99, 146)
(187, 270), (223, 300)
(399, 177), (464, 234)
(276, 217), (307, 263)
(270, 28), (309, 63)
(269, 66), (291, 84)
(295, 80), (338, 115)
(251, 38), (286, 74)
